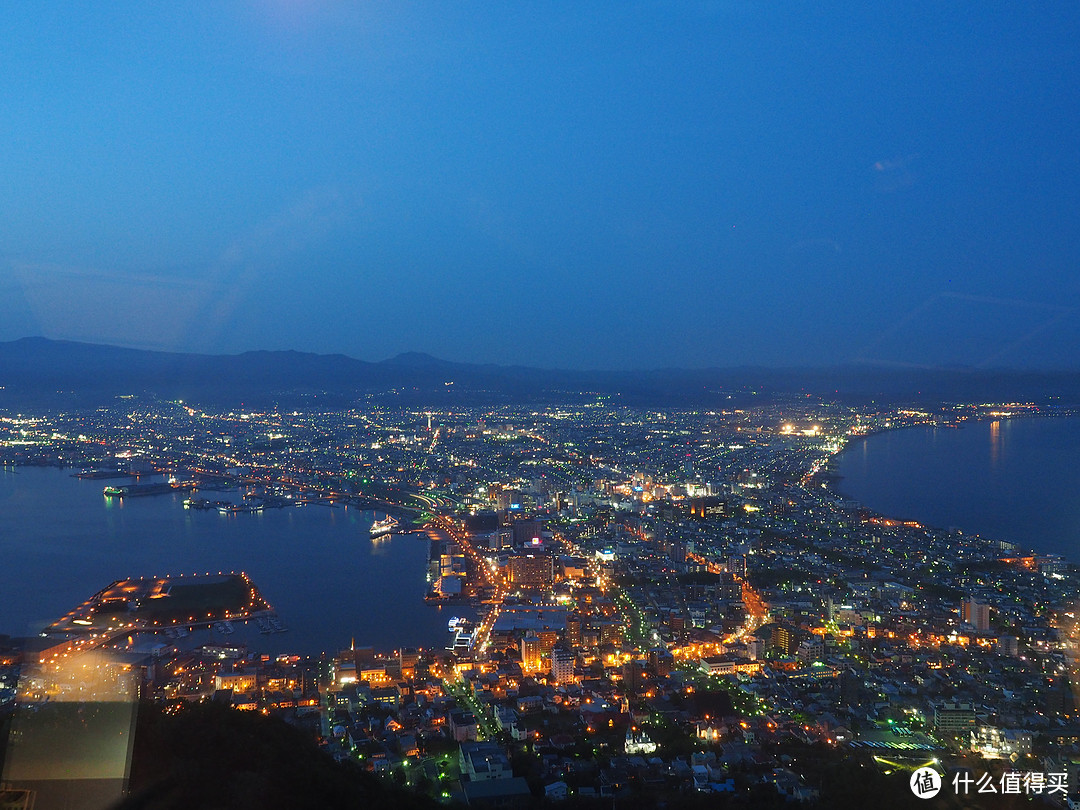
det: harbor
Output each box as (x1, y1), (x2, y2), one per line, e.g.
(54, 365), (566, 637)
(0, 466), (461, 654)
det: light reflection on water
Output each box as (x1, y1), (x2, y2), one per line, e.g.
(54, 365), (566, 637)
(0, 466), (469, 654)
(835, 416), (1080, 561)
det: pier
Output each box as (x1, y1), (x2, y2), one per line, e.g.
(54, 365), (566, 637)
(39, 573), (284, 662)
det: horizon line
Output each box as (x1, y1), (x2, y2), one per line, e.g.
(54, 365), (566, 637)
(6, 335), (1080, 377)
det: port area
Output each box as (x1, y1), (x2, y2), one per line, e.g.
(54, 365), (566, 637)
(183, 497), (265, 513)
(42, 573), (280, 646)
(72, 469), (138, 480)
(103, 481), (189, 497)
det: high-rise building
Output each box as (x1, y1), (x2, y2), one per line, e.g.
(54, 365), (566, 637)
(719, 573), (742, 601)
(997, 635), (1019, 656)
(935, 701), (976, 740)
(598, 619), (622, 646)
(509, 553), (554, 590)
(551, 647), (576, 684)
(512, 518), (544, 548)
(648, 647), (673, 678)
(566, 612), (583, 649)
(961, 599), (991, 633)
(622, 660), (647, 692)
(689, 496), (727, 519)
(399, 648), (420, 678)
(668, 539), (690, 563)
(521, 632), (543, 673)
(771, 624), (800, 656)
(465, 511), (500, 536)
(537, 630), (559, 656)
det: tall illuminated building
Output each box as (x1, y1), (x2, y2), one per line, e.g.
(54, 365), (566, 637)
(961, 599), (990, 633)
(566, 612), (583, 649)
(551, 647), (576, 684)
(520, 632), (543, 673)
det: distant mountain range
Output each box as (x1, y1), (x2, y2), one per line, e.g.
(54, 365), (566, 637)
(0, 337), (1078, 408)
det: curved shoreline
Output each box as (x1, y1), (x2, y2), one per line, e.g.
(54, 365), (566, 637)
(0, 466), (451, 653)
(824, 413), (1080, 562)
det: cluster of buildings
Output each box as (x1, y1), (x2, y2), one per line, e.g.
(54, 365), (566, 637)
(3, 396), (1080, 805)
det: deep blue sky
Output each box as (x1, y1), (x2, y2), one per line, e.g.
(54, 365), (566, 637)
(1, 2), (1078, 370)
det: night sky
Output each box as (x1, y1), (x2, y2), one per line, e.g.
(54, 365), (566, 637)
(1, 3), (1078, 370)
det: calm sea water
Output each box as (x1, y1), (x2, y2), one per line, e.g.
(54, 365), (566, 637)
(0, 467), (465, 654)
(834, 416), (1080, 561)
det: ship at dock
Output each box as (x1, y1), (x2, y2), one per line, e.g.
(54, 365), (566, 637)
(183, 497), (263, 513)
(74, 469), (136, 480)
(103, 482), (182, 498)
(217, 501), (263, 514)
(446, 616), (478, 654)
(369, 514), (399, 538)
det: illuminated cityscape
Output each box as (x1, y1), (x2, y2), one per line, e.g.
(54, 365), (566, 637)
(2, 393), (1080, 807)
(1, 3), (1080, 807)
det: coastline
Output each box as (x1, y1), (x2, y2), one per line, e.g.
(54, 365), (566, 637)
(825, 413), (1080, 564)
(0, 466), (452, 654)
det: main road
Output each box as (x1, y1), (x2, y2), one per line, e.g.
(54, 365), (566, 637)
(426, 514), (508, 656)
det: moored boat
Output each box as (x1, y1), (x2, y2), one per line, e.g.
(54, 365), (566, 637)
(370, 514), (399, 538)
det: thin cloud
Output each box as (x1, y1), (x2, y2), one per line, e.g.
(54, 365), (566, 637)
(871, 154), (919, 192)
(179, 184), (349, 353)
(853, 291), (1076, 369)
(9, 263), (219, 352)
(5, 185), (348, 355)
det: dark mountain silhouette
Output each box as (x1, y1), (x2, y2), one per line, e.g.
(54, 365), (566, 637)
(0, 337), (1078, 407)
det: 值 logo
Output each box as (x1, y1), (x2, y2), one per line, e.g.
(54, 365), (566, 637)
(910, 767), (942, 799)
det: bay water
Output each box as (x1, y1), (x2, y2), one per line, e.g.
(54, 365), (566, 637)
(834, 416), (1080, 561)
(0, 466), (464, 654)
